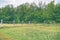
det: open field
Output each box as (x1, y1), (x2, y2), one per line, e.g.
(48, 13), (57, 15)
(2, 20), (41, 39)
(0, 24), (60, 40)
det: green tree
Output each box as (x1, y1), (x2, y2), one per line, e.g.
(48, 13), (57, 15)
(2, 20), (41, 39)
(54, 4), (60, 23)
(42, 1), (55, 23)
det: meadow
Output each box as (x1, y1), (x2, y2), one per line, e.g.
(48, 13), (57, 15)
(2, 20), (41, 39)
(0, 24), (60, 40)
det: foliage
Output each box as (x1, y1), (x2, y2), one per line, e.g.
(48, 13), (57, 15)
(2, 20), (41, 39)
(0, 1), (60, 23)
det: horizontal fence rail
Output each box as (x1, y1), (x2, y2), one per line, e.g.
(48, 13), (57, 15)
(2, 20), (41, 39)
(0, 19), (59, 27)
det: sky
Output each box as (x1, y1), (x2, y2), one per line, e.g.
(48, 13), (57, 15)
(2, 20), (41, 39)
(0, 0), (59, 7)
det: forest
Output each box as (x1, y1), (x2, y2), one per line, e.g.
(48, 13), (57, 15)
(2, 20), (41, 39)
(0, 1), (60, 23)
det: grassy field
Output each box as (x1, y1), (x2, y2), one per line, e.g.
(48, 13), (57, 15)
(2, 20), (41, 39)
(0, 24), (60, 40)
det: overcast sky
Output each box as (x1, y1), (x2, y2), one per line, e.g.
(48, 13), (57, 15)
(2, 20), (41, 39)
(0, 0), (59, 7)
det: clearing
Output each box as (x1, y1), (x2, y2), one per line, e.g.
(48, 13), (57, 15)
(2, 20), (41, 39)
(0, 24), (60, 40)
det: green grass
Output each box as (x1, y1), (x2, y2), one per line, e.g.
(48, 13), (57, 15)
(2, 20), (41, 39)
(0, 24), (60, 40)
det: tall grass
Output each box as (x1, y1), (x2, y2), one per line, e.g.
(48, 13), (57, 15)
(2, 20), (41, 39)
(0, 24), (60, 40)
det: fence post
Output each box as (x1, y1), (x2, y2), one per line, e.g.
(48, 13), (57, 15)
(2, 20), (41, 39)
(13, 20), (15, 27)
(21, 21), (24, 27)
(1, 19), (3, 24)
(13, 20), (15, 24)
(0, 19), (3, 27)
(28, 21), (31, 24)
(22, 21), (24, 24)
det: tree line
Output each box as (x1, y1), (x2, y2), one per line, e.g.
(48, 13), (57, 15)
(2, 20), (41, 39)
(0, 1), (60, 23)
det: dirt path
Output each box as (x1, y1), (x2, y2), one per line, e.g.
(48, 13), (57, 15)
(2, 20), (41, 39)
(0, 32), (12, 40)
